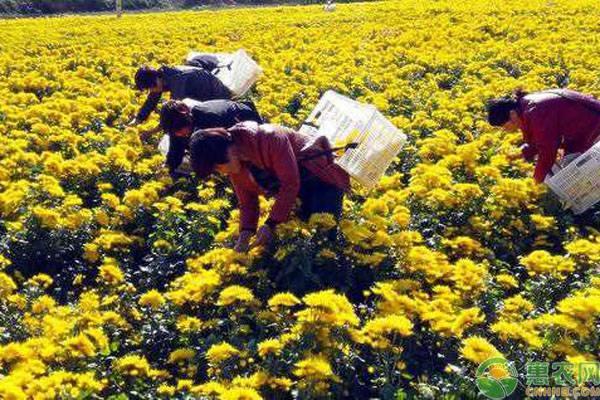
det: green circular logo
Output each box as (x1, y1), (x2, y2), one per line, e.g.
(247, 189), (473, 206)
(476, 357), (519, 400)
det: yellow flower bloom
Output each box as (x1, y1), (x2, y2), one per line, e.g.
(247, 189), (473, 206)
(27, 274), (53, 289)
(206, 342), (240, 364)
(138, 290), (166, 309)
(114, 354), (162, 378)
(168, 348), (196, 364)
(520, 250), (576, 278)
(63, 333), (97, 358)
(294, 355), (338, 382)
(296, 290), (359, 328)
(217, 285), (255, 307)
(220, 387), (263, 400)
(360, 314), (414, 349)
(98, 258), (125, 285)
(495, 273), (519, 289)
(176, 316), (203, 333)
(0, 273), (17, 297)
(460, 336), (501, 364)
(257, 339), (284, 358)
(268, 292), (301, 310)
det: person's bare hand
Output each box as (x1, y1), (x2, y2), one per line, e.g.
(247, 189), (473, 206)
(506, 152), (521, 161)
(139, 129), (153, 142)
(139, 125), (161, 143)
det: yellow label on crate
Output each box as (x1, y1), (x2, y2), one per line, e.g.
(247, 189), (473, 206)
(334, 129), (362, 150)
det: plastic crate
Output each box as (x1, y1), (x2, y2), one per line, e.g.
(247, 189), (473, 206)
(299, 90), (406, 189)
(545, 141), (600, 214)
(186, 49), (262, 99)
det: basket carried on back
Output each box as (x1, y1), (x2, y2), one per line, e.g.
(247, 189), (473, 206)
(545, 141), (600, 214)
(185, 49), (263, 99)
(299, 90), (406, 189)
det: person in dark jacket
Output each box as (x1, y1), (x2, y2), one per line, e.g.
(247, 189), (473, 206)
(130, 65), (232, 126)
(188, 121), (350, 252)
(160, 99), (263, 177)
(487, 89), (600, 183)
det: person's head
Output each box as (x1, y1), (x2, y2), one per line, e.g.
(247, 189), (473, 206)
(134, 66), (163, 93)
(189, 128), (241, 179)
(486, 90), (527, 132)
(160, 100), (193, 137)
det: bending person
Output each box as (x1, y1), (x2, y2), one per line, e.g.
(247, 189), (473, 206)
(487, 89), (600, 183)
(131, 64), (232, 127)
(188, 121), (350, 252)
(159, 99), (262, 178)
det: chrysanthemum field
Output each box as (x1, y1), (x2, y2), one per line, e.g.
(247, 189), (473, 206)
(0, 0), (599, 398)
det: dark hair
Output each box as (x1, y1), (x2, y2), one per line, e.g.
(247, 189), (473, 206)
(160, 100), (192, 135)
(486, 89), (528, 126)
(189, 128), (232, 179)
(134, 66), (160, 90)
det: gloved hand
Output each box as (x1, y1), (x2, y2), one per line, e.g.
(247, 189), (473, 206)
(251, 225), (274, 249)
(234, 230), (254, 253)
(520, 143), (537, 162)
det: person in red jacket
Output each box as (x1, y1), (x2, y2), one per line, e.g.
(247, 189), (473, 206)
(487, 89), (600, 183)
(188, 121), (350, 252)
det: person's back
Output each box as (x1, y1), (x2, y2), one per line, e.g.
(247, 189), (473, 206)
(133, 65), (232, 124)
(161, 99), (262, 177)
(164, 66), (232, 103)
(222, 122), (350, 192)
(487, 88), (600, 182)
(191, 99), (261, 130)
(519, 89), (600, 154)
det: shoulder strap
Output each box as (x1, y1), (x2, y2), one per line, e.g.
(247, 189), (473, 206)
(298, 142), (358, 162)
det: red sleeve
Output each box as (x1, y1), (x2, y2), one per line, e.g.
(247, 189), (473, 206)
(533, 146), (559, 183)
(527, 110), (560, 183)
(260, 130), (300, 225)
(230, 173), (260, 232)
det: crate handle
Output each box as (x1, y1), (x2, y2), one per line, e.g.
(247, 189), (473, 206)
(575, 154), (592, 168)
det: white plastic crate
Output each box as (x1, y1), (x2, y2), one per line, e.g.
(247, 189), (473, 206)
(324, 2), (336, 11)
(158, 134), (170, 157)
(545, 141), (600, 214)
(300, 90), (406, 189)
(186, 49), (263, 99)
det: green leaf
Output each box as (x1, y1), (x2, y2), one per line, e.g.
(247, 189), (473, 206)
(476, 377), (505, 400)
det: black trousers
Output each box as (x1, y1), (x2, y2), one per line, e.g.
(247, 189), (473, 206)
(249, 166), (344, 222)
(298, 168), (344, 222)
